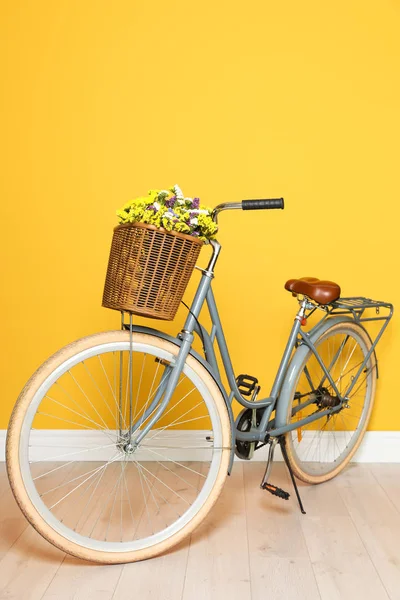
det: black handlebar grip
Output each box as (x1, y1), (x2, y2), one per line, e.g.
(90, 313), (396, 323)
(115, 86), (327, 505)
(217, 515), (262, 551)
(242, 198), (284, 210)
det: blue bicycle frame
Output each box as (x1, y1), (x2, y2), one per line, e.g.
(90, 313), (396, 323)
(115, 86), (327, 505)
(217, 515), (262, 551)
(125, 239), (393, 474)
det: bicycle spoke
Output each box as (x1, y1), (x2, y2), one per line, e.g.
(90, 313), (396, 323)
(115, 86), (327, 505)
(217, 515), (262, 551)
(82, 362), (118, 431)
(43, 454), (120, 499)
(135, 361), (161, 434)
(48, 454), (121, 510)
(134, 460), (191, 507)
(132, 369), (180, 429)
(104, 466), (124, 541)
(135, 461), (154, 536)
(146, 400), (206, 442)
(36, 411), (116, 434)
(155, 385), (196, 422)
(32, 443), (117, 480)
(121, 460), (136, 538)
(138, 467), (182, 521)
(135, 462), (161, 515)
(68, 369), (111, 432)
(132, 353), (146, 424)
(88, 465), (123, 538)
(72, 461), (112, 531)
(349, 367), (373, 398)
(55, 380), (108, 432)
(44, 395), (109, 432)
(30, 441), (117, 465)
(142, 447), (206, 484)
(98, 355), (127, 431)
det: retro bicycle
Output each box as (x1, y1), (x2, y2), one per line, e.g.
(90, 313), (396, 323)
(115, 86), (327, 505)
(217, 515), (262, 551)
(6, 198), (393, 563)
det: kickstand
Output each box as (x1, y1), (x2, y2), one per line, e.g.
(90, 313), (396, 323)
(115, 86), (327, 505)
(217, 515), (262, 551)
(280, 437), (306, 514)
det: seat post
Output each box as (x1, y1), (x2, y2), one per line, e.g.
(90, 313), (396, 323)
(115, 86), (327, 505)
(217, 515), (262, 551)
(295, 297), (309, 322)
(294, 297), (316, 323)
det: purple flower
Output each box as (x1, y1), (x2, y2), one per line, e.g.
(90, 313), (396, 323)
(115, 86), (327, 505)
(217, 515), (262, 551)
(165, 196), (176, 208)
(191, 231), (199, 236)
(192, 197), (200, 209)
(147, 204), (157, 212)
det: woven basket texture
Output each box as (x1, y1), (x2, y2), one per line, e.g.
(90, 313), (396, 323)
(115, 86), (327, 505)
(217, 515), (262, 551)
(102, 222), (202, 320)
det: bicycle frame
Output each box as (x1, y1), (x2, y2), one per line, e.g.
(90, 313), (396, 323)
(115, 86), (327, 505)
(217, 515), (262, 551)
(127, 239), (393, 458)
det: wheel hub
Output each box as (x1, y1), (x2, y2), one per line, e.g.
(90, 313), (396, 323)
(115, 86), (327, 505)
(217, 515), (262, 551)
(117, 434), (137, 454)
(315, 386), (341, 409)
(123, 443), (136, 455)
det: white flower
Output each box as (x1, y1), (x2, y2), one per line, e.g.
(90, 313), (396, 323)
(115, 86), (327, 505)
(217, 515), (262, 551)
(190, 217), (198, 225)
(162, 211), (174, 220)
(173, 184), (184, 199)
(153, 201), (161, 210)
(177, 198), (185, 205)
(189, 209), (208, 215)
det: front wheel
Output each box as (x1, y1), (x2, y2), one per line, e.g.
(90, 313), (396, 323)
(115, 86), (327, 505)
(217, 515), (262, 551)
(7, 331), (231, 563)
(284, 321), (377, 484)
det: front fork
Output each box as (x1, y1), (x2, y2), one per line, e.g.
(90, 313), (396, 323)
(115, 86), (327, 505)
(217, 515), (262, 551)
(119, 325), (194, 449)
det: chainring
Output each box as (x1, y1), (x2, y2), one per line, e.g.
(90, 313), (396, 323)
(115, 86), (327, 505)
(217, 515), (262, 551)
(235, 407), (265, 460)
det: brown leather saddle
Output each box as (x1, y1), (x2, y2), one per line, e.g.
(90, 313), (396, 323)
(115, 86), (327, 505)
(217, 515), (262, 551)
(285, 277), (341, 305)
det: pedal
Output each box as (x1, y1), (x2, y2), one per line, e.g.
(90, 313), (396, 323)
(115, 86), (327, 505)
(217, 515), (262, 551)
(261, 483), (290, 500)
(236, 374), (259, 397)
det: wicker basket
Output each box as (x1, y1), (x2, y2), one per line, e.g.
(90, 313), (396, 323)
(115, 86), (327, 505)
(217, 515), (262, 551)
(102, 222), (203, 320)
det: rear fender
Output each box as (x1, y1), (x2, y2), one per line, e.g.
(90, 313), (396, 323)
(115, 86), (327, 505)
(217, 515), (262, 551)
(274, 315), (377, 429)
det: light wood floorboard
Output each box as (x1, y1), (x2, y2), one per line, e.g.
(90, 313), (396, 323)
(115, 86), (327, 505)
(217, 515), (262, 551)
(243, 462), (321, 600)
(0, 464), (8, 498)
(369, 463), (400, 514)
(41, 556), (123, 600)
(298, 475), (389, 599)
(1, 463), (400, 599)
(183, 462), (251, 600)
(113, 541), (190, 600)
(335, 464), (400, 600)
(0, 484), (29, 561)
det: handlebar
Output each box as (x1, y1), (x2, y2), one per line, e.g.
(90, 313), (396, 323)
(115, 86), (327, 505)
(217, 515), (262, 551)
(211, 198), (284, 222)
(242, 198), (284, 211)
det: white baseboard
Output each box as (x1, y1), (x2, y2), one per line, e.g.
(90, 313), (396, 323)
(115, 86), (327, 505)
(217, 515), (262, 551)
(235, 431), (400, 463)
(0, 430), (5, 461)
(1, 430), (400, 463)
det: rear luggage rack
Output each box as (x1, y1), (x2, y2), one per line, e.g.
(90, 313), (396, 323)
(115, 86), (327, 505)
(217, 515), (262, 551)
(330, 297), (393, 323)
(323, 297), (394, 381)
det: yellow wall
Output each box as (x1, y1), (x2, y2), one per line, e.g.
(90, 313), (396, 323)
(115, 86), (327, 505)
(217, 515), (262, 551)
(1, 0), (399, 430)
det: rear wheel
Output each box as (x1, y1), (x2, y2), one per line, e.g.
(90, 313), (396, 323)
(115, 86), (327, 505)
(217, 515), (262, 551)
(284, 322), (376, 484)
(7, 331), (231, 563)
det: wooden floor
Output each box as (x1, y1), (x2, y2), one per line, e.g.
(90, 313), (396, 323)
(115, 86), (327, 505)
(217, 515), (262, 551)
(1, 461), (400, 600)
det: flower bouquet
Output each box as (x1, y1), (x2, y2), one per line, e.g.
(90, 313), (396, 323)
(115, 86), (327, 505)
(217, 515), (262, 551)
(116, 184), (218, 242)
